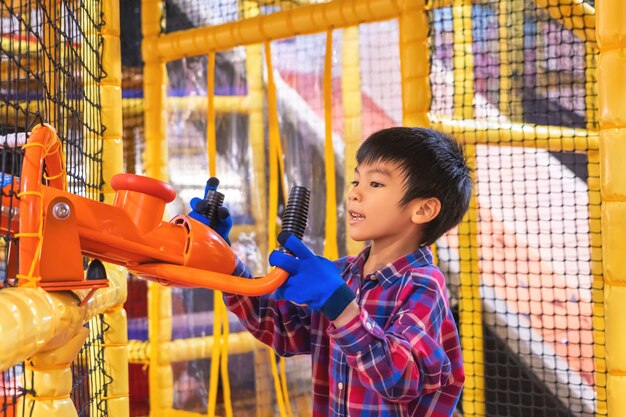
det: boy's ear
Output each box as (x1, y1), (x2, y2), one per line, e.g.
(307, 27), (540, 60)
(410, 197), (441, 225)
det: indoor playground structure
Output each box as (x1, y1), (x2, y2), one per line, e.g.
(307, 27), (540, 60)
(0, 0), (624, 416)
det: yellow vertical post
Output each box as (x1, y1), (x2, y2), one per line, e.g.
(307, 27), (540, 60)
(597, 1), (626, 416)
(399, 0), (430, 128)
(264, 41), (289, 417)
(243, 1), (268, 261)
(99, 6), (128, 411)
(79, 1), (128, 415)
(142, 0), (169, 182)
(141, 1), (173, 416)
(498, 0), (525, 121)
(81, 0), (100, 201)
(342, 26), (363, 256)
(399, 0), (435, 264)
(42, 0), (58, 127)
(453, 1), (485, 416)
(584, 37), (606, 417)
(323, 29), (338, 260)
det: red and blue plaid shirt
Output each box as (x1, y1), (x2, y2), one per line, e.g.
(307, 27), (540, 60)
(225, 246), (464, 417)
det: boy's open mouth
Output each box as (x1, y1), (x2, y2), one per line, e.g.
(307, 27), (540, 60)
(349, 210), (366, 223)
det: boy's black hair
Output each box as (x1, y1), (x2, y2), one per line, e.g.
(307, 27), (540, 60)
(356, 127), (472, 246)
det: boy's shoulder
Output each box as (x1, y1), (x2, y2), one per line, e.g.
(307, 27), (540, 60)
(333, 255), (356, 274)
(403, 263), (450, 305)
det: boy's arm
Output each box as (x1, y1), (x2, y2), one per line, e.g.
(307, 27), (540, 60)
(223, 257), (313, 357)
(327, 270), (461, 403)
(187, 188), (312, 356)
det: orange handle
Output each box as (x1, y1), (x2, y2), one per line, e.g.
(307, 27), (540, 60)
(129, 264), (289, 296)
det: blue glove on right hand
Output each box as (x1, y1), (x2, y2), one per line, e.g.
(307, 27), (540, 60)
(269, 232), (356, 320)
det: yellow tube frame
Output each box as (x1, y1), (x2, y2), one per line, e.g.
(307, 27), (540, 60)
(3, 264), (127, 414)
(143, 0), (406, 63)
(597, 2), (626, 416)
(451, 1), (485, 416)
(342, 26), (364, 256)
(430, 116), (598, 152)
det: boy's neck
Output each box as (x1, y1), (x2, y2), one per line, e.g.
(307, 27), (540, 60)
(363, 235), (422, 276)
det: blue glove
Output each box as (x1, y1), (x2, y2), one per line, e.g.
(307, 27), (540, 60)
(188, 180), (233, 245)
(269, 232), (356, 320)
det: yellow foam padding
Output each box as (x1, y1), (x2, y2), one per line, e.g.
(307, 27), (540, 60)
(602, 202), (626, 286)
(598, 51), (626, 130)
(608, 375), (626, 416)
(600, 129), (626, 199)
(596, 0), (623, 49)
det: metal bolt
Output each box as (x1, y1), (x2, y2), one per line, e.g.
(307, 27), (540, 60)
(52, 202), (71, 220)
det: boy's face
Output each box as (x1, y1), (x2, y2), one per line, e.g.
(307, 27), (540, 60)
(347, 160), (418, 244)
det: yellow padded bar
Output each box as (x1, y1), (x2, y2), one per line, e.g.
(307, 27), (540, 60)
(597, 1), (626, 416)
(430, 116), (598, 152)
(452, 1), (485, 416)
(143, 0), (406, 62)
(400, 0), (430, 128)
(342, 26), (364, 256)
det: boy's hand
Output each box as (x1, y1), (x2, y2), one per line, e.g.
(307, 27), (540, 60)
(269, 232), (356, 320)
(188, 180), (233, 245)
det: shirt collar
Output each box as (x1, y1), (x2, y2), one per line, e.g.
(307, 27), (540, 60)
(348, 245), (434, 288)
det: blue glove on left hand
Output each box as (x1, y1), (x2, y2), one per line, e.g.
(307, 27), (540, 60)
(269, 232), (356, 320)
(188, 179), (233, 245)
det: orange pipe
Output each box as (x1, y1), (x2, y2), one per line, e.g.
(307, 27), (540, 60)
(17, 124), (66, 286)
(7, 126), (289, 296)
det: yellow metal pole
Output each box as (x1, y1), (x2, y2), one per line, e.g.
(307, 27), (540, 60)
(81, 0), (101, 202)
(144, 0), (406, 60)
(429, 116), (598, 152)
(245, 44), (268, 257)
(99, 1), (129, 410)
(399, 0), (433, 261)
(141, 1), (173, 416)
(99, 0), (124, 203)
(498, 0), (525, 121)
(323, 29), (338, 260)
(452, 1), (485, 416)
(399, 0), (430, 128)
(597, 2), (626, 416)
(42, 0), (57, 127)
(341, 26), (364, 256)
(584, 35), (606, 417)
(264, 41), (289, 417)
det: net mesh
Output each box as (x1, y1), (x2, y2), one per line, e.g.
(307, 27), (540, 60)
(430, 2), (603, 416)
(164, 0), (332, 33)
(1, 0), (107, 415)
(122, 0), (605, 416)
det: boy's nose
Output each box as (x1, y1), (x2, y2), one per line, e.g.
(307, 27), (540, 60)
(348, 188), (360, 201)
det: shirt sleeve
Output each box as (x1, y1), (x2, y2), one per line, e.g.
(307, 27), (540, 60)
(327, 271), (454, 402)
(223, 257), (313, 356)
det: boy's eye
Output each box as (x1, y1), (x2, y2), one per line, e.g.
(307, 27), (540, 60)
(351, 180), (359, 187)
(370, 182), (383, 188)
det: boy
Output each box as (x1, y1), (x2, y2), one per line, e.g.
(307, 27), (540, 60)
(192, 127), (471, 416)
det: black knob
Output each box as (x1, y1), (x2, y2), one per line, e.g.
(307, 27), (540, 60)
(197, 177), (225, 228)
(280, 186), (310, 252)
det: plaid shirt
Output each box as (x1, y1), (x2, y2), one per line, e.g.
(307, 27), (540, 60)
(225, 246), (464, 417)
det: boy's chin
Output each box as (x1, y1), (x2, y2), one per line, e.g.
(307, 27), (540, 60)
(348, 230), (370, 242)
